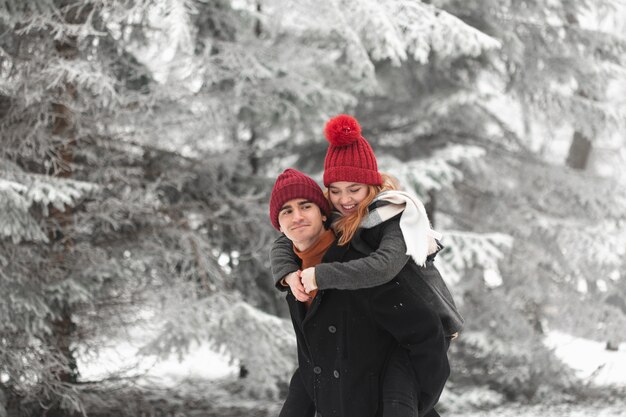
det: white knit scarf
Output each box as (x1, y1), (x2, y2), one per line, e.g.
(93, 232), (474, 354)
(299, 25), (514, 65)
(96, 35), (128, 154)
(360, 190), (442, 266)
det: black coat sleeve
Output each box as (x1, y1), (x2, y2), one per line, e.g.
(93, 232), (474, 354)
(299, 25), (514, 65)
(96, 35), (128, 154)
(369, 279), (450, 416)
(279, 368), (316, 417)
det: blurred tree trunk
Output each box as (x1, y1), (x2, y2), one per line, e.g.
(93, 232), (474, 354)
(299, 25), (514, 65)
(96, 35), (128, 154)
(44, 3), (88, 415)
(46, 75), (79, 417)
(0, 386), (7, 417)
(566, 131), (592, 170)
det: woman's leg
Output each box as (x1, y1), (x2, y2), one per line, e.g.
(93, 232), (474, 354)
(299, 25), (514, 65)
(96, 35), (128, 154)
(380, 337), (451, 416)
(380, 345), (420, 417)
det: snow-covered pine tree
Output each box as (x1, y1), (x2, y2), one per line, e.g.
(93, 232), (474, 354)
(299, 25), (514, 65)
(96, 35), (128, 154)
(432, 0), (626, 153)
(0, 2), (167, 414)
(101, 0), (495, 178)
(399, 0), (626, 398)
(0, 1), (277, 413)
(0, 3), (291, 412)
(428, 0), (626, 326)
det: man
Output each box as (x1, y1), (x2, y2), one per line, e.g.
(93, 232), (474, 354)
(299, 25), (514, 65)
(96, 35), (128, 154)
(269, 168), (449, 417)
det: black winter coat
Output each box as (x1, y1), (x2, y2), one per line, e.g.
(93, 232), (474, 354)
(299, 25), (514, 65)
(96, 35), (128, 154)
(351, 213), (464, 336)
(280, 221), (450, 417)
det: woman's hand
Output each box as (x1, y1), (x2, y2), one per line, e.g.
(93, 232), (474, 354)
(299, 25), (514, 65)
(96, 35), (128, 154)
(284, 271), (310, 302)
(301, 267), (318, 294)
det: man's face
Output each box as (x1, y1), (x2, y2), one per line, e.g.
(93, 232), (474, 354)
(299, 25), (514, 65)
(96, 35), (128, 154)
(278, 198), (327, 251)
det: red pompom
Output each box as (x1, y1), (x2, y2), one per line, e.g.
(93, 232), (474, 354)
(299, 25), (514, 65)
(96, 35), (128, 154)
(324, 114), (362, 146)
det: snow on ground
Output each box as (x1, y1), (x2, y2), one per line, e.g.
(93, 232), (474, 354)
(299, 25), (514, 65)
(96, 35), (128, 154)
(77, 338), (238, 386)
(77, 308), (239, 385)
(447, 402), (626, 417)
(544, 330), (626, 387)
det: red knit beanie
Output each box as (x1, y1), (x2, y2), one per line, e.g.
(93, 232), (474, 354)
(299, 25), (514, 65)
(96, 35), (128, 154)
(269, 168), (331, 231)
(323, 114), (382, 187)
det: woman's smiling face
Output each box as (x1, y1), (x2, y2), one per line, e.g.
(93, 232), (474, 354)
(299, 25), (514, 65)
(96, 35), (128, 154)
(328, 181), (369, 215)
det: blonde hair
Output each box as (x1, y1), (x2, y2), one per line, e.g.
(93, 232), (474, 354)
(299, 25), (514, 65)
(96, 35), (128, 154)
(330, 172), (399, 246)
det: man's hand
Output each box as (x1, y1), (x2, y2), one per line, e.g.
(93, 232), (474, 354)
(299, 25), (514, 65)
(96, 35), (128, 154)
(284, 271), (310, 302)
(301, 267), (318, 294)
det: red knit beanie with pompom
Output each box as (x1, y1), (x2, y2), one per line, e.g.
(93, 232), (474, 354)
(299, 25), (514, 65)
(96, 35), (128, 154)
(323, 114), (382, 187)
(269, 168), (331, 231)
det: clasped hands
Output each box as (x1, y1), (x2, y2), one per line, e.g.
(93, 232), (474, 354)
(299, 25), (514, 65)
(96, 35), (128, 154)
(284, 267), (317, 302)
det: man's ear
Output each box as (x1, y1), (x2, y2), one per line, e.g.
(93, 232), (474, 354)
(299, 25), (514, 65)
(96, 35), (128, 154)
(322, 216), (327, 222)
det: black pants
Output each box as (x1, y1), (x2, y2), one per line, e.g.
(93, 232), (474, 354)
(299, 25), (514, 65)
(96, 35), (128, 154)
(380, 345), (421, 417)
(380, 337), (450, 417)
